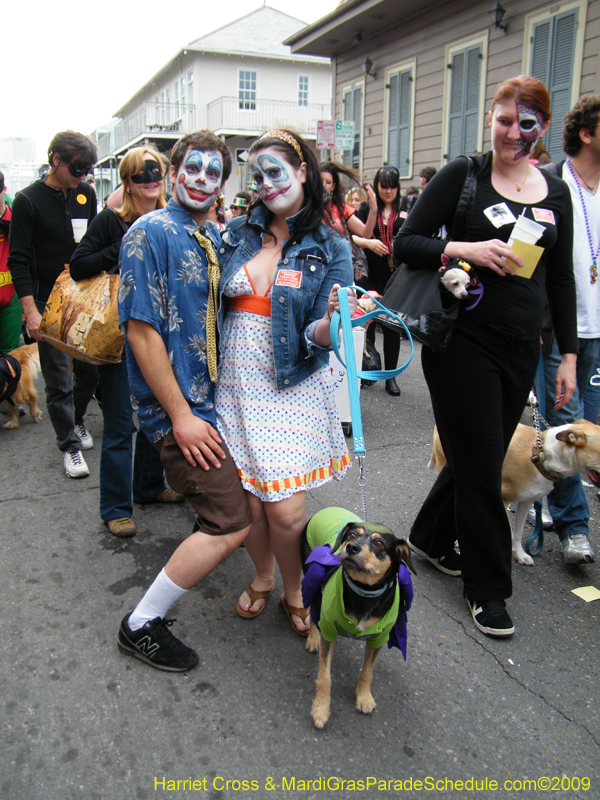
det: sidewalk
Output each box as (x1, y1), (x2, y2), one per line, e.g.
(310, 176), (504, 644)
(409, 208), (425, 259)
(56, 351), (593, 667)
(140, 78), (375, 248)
(1, 340), (598, 800)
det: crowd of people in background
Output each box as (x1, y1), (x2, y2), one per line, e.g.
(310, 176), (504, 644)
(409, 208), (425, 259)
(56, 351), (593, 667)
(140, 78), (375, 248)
(2, 76), (600, 669)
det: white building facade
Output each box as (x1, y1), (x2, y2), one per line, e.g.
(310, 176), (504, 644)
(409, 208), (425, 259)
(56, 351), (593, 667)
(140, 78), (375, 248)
(94, 6), (332, 202)
(0, 137), (40, 194)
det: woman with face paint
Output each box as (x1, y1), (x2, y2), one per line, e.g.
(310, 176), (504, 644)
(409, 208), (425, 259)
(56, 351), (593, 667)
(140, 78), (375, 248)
(394, 75), (578, 639)
(215, 129), (356, 636)
(70, 145), (183, 538)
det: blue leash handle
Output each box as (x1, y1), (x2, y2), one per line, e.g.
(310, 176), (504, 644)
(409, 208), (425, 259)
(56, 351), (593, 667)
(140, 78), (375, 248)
(330, 286), (414, 456)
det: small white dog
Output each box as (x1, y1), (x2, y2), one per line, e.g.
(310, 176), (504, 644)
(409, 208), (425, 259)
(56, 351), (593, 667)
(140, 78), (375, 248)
(440, 259), (478, 300)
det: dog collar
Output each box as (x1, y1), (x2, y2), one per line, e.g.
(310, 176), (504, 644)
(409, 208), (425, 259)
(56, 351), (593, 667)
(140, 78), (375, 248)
(343, 571), (395, 597)
(531, 440), (564, 482)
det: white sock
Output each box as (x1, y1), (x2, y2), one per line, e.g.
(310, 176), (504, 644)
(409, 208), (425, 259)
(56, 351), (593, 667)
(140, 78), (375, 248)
(127, 568), (188, 631)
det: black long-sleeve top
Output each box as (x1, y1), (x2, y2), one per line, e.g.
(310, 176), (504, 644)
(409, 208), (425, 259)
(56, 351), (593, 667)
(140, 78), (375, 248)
(8, 178), (97, 304)
(394, 151), (578, 353)
(70, 208), (126, 281)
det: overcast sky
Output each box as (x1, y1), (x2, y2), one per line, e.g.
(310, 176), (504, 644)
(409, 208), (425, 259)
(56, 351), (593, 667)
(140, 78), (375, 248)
(4, 0), (336, 162)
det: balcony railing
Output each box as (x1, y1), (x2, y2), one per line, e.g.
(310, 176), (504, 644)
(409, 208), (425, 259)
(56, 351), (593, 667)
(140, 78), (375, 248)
(95, 131), (114, 161)
(207, 97), (331, 137)
(113, 103), (196, 152)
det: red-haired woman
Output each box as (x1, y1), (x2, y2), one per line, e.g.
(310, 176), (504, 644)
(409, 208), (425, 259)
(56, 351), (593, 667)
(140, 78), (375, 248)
(394, 75), (578, 637)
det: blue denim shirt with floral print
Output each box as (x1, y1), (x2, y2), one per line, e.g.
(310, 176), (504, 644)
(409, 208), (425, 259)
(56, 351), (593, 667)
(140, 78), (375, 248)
(217, 205), (353, 390)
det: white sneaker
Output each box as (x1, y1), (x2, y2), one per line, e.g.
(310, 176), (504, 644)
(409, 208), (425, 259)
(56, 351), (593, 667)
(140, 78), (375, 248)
(63, 448), (90, 478)
(74, 423), (93, 450)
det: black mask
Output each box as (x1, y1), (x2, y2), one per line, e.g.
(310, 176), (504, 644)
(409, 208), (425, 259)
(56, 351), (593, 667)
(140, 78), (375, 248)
(68, 161), (93, 178)
(130, 160), (163, 185)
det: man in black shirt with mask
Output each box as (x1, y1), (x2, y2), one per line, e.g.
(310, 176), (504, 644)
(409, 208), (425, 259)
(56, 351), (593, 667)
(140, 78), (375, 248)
(8, 131), (98, 478)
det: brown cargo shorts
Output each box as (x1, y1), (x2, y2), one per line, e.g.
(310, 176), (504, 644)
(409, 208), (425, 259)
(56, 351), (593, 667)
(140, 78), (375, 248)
(154, 432), (251, 535)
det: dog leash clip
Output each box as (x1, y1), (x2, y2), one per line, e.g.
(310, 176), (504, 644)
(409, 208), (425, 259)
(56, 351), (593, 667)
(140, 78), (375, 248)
(357, 454), (368, 521)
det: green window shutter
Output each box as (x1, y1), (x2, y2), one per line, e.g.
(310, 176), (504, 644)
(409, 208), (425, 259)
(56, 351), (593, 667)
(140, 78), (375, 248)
(342, 86), (362, 168)
(464, 47), (482, 156)
(351, 85), (363, 169)
(387, 68), (413, 177)
(342, 89), (353, 167)
(447, 45), (481, 161)
(387, 73), (400, 169)
(448, 50), (465, 161)
(530, 10), (578, 161)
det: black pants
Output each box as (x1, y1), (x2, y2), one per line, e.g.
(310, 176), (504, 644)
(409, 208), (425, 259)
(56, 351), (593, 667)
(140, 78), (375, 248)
(410, 321), (539, 601)
(366, 322), (400, 370)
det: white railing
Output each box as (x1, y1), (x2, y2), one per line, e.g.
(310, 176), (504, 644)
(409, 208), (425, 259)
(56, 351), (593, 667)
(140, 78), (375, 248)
(207, 97), (331, 137)
(113, 103), (196, 152)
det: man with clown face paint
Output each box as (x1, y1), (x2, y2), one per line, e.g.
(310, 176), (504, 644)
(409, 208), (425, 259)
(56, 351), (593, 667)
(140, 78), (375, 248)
(174, 148), (224, 213)
(116, 131), (252, 673)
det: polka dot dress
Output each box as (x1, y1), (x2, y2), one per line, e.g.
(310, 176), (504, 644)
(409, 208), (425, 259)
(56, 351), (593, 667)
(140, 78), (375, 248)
(215, 267), (351, 502)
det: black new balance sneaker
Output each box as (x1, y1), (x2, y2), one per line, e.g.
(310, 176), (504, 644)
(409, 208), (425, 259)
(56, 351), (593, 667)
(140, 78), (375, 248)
(466, 597), (514, 638)
(118, 613), (199, 671)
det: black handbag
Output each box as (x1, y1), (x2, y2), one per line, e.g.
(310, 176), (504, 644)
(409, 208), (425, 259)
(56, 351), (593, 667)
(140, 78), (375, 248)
(381, 157), (476, 351)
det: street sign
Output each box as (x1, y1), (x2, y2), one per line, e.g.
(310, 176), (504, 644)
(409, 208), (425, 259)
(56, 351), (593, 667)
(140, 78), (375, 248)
(316, 120), (336, 149)
(335, 120), (355, 150)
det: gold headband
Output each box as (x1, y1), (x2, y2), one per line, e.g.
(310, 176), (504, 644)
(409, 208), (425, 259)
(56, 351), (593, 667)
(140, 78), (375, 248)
(260, 129), (303, 162)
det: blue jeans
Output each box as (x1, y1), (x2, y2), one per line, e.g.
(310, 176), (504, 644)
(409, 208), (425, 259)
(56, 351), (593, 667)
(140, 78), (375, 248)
(582, 348), (600, 423)
(98, 359), (166, 522)
(533, 337), (600, 541)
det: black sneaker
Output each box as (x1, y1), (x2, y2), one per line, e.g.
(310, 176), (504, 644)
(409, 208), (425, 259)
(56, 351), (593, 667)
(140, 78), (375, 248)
(466, 597), (514, 638)
(408, 539), (462, 576)
(118, 613), (199, 672)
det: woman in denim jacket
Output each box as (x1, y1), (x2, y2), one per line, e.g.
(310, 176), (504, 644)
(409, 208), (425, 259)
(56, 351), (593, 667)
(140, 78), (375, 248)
(215, 129), (356, 636)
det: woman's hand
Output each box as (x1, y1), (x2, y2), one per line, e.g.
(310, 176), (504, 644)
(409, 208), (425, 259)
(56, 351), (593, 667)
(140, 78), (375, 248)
(445, 239), (523, 276)
(367, 239), (389, 256)
(366, 184), (377, 213)
(327, 283), (358, 319)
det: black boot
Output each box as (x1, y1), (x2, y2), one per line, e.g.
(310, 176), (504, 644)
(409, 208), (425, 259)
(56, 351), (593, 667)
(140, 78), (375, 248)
(385, 378), (401, 396)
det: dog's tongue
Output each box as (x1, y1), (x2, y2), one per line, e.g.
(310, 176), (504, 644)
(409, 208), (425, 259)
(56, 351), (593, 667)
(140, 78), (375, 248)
(587, 469), (600, 486)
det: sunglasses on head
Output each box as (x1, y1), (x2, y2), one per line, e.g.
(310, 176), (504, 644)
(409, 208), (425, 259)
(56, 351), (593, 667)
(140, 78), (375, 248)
(68, 161), (93, 178)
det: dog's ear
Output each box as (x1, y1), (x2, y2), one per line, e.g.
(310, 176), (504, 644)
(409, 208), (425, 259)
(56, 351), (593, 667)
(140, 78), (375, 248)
(556, 428), (588, 447)
(332, 523), (356, 554)
(396, 538), (416, 575)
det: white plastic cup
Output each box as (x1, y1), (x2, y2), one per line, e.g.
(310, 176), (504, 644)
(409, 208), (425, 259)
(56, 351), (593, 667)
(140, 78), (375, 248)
(71, 219), (87, 243)
(508, 215), (545, 246)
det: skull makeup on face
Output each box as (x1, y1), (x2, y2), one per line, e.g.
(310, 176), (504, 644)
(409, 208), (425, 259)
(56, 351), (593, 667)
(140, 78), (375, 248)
(174, 149), (223, 213)
(249, 147), (305, 216)
(514, 102), (544, 160)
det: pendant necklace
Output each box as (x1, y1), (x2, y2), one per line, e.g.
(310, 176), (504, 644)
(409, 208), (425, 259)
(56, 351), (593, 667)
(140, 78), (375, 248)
(569, 161), (599, 195)
(494, 159), (530, 192)
(567, 159), (600, 285)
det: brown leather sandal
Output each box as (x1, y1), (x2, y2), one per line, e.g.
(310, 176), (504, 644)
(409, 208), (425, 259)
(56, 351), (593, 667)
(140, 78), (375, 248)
(236, 580), (276, 619)
(280, 594), (310, 638)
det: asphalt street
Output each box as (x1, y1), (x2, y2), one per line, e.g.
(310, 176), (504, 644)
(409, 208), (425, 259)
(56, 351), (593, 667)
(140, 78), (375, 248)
(1, 337), (599, 800)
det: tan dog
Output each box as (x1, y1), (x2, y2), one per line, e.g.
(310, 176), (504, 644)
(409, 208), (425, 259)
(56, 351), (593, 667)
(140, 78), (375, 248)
(429, 421), (600, 565)
(1, 343), (42, 429)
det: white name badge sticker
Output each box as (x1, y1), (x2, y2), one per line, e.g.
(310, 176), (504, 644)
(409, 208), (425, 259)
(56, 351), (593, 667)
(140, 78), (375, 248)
(533, 208), (555, 224)
(275, 270), (302, 288)
(484, 203), (517, 228)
